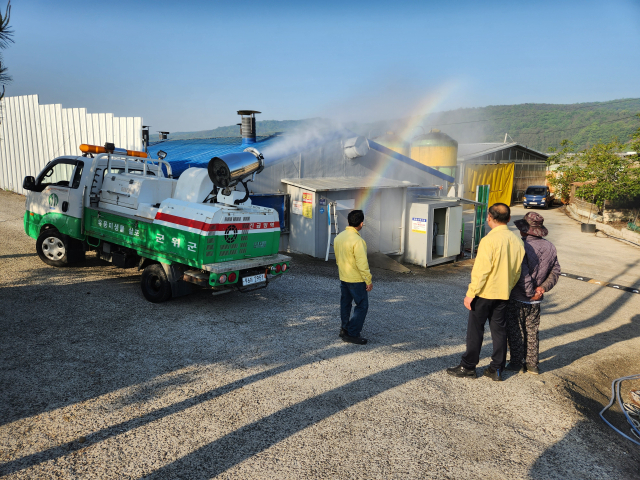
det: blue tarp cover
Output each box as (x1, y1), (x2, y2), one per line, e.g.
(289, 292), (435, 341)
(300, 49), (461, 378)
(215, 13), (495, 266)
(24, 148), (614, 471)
(147, 136), (279, 177)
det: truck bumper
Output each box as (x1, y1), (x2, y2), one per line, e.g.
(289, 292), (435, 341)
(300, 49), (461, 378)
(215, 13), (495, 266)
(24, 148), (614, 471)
(201, 254), (292, 274)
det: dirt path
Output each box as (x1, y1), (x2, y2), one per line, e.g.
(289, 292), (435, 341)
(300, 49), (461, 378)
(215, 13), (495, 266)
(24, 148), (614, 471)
(1, 190), (638, 479)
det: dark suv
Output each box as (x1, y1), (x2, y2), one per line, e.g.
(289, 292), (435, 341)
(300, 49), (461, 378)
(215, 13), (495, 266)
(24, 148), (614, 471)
(523, 185), (553, 209)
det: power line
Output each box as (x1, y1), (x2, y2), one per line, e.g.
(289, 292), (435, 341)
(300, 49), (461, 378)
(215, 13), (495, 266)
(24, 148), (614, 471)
(426, 98), (639, 128)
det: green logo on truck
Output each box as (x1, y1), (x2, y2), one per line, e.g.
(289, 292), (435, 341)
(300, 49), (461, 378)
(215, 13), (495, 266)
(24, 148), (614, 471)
(48, 193), (59, 208)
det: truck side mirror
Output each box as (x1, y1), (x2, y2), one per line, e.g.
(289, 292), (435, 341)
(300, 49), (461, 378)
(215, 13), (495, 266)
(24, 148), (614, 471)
(23, 176), (36, 191)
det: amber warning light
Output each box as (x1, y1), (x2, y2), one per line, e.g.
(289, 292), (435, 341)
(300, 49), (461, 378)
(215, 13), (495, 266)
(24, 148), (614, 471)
(79, 144), (148, 158)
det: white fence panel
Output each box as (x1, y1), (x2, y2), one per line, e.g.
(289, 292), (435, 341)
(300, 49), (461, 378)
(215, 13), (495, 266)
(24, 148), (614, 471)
(13, 96), (26, 193)
(5, 97), (18, 192)
(0, 98), (9, 189)
(0, 94), (143, 194)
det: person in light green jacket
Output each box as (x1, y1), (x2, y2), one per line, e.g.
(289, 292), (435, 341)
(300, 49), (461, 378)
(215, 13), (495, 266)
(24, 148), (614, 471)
(334, 210), (373, 345)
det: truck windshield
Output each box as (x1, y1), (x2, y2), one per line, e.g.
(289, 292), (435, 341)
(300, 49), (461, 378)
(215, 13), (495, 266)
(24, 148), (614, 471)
(526, 187), (547, 195)
(37, 159), (81, 188)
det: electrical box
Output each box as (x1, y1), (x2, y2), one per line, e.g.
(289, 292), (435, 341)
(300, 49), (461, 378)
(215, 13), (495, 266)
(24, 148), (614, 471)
(404, 198), (463, 267)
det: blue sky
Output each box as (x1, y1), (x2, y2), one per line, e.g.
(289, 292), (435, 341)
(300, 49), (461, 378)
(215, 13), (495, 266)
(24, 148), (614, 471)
(4, 0), (639, 132)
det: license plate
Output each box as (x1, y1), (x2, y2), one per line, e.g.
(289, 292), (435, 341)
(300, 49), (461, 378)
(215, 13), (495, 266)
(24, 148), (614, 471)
(242, 273), (266, 286)
(530, 202), (538, 205)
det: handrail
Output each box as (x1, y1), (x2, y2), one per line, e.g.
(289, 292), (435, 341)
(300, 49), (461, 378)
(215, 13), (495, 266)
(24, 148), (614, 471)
(158, 159), (173, 178)
(95, 153), (171, 178)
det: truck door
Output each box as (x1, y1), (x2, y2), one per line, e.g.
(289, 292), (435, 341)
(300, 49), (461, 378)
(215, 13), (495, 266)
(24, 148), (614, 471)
(26, 158), (85, 238)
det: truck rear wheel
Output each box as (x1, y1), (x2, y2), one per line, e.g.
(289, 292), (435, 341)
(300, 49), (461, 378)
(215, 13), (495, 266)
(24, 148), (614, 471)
(141, 264), (172, 303)
(36, 230), (69, 267)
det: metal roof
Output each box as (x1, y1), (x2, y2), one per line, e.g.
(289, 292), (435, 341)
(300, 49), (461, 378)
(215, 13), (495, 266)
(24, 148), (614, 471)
(147, 135), (279, 177)
(281, 177), (419, 192)
(457, 142), (548, 161)
(145, 129), (457, 184)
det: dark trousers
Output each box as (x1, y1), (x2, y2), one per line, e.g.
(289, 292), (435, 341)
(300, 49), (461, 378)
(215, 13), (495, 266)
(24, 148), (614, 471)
(460, 297), (509, 371)
(506, 300), (542, 367)
(340, 281), (369, 337)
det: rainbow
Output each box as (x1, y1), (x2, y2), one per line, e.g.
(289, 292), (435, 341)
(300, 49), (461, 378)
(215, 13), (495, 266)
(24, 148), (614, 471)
(357, 80), (461, 211)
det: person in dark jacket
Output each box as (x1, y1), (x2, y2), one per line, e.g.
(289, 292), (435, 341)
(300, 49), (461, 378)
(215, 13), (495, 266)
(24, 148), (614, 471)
(505, 212), (561, 375)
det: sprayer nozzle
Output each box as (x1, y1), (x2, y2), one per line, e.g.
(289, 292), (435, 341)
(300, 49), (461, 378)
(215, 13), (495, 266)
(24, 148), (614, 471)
(207, 149), (264, 189)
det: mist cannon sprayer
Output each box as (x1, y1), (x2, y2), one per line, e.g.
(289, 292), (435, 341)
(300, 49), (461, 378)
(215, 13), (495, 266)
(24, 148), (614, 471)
(207, 147), (265, 205)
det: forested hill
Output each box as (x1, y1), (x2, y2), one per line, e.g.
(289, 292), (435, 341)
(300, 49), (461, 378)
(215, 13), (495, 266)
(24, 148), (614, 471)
(167, 99), (640, 152)
(416, 98), (640, 152)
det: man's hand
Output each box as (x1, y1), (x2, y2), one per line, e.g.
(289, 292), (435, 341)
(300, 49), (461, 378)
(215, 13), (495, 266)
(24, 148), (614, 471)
(530, 286), (545, 302)
(464, 296), (474, 311)
(366, 283), (373, 292)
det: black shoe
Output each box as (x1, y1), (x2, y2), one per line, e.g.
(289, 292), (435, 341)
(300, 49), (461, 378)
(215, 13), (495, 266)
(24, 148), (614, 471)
(483, 366), (503, 381)
(446, 364), (477, 379)
(505, 362), (525, 373)
(342, 334), (368, 345)
(339, 328), (347, 338)
(525, 364), (540, 375)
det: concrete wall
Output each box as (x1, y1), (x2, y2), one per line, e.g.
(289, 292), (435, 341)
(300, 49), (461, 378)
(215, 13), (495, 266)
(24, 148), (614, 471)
(566, 204), (640, 245)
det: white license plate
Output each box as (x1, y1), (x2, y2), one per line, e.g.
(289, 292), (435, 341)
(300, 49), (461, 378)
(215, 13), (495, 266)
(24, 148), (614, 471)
(529, 202), (538, 205)
(242, 273), (266, 286)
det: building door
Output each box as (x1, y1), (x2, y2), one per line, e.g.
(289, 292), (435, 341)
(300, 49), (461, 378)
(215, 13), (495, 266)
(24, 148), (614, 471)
(444, 205), (463, 257)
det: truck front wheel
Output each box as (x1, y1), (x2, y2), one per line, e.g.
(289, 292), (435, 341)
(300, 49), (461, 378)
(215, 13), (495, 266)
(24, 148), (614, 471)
(141, 264), (172, 303)
(36, 230), (69, 267)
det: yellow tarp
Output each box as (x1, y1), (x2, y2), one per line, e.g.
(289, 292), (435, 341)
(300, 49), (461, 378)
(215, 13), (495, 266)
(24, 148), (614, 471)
(463, 163), (515, 206)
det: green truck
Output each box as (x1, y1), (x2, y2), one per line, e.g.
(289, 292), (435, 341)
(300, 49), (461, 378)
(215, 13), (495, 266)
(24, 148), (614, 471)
(22, 144), (290, 302)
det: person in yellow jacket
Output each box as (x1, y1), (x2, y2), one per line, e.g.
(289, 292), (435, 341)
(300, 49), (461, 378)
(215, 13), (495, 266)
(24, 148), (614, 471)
(447, 203), (525, 381)
(334, 210), (373, 345)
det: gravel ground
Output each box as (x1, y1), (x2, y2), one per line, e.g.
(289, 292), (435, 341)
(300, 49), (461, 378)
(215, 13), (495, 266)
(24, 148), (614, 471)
(0, 189), (639, 479)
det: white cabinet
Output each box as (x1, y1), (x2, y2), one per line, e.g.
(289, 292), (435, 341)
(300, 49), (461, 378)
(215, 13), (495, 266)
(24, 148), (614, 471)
(404, 199), (463, 267)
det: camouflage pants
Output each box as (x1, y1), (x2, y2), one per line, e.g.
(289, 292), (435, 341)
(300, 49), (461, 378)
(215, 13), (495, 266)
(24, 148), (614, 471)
(505, 300), (541, 367)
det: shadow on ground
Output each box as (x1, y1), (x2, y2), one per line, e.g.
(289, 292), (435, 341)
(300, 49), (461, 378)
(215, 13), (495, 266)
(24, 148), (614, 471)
(1, 248), (639, 478)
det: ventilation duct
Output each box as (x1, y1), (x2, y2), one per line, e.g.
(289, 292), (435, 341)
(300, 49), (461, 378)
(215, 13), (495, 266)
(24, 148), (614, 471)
(343, 136), (370, 159)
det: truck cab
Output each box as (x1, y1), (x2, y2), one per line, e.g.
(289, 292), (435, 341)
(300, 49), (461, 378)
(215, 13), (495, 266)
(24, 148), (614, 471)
(523, 185), (553, 209)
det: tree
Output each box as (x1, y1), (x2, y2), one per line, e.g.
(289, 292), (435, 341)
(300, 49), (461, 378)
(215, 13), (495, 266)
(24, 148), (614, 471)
(547, 117), (640, 214)
(0, 0), (13, 99)
(629, 114), (640, 158)
(546, 140), (586, 204)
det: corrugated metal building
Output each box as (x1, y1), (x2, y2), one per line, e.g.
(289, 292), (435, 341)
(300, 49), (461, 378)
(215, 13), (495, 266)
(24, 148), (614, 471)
(147, 132), (454, 257)
(147, 132), (453, 193)
(457, 142), (548, 205)
(0, 94), (143, 194)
